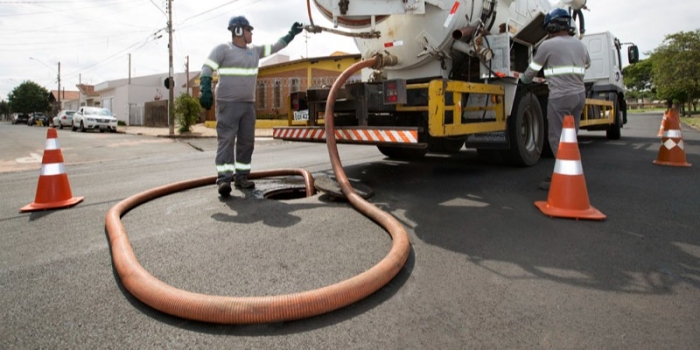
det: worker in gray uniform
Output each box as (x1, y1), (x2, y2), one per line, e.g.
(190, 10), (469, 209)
(520, 7), (590, 190)
(200, 16), (303, 197)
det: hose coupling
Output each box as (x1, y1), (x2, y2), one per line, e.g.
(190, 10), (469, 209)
(371, 51), (399, 70)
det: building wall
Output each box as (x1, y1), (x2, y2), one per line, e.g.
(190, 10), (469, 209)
(253, 55), (362, 118)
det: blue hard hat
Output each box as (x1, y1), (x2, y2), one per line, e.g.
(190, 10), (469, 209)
(543, 8), (571, 30)
(228, 16), (253, 31)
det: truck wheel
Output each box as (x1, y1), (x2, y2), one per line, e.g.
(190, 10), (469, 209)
(377, 145), (428, 159)
(502, 91), (544, 166)
(606, 95), (622, 140)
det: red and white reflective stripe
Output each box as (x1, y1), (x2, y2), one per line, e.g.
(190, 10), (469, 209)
(335, 129), (417, 143)
(41, 163), (66, 176)
(383, 40), (404, 48)
(274, 128), (418, 143)
(554, 159), (583, 176)
(444, 1), (460, 27)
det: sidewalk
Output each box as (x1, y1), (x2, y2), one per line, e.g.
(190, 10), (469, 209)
(119, 123), (274, 138)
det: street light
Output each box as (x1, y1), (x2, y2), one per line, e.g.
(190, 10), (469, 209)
(29, 57), (61, 109)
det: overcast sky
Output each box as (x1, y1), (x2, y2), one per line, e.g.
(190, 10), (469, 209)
(1, 0), (697, 103)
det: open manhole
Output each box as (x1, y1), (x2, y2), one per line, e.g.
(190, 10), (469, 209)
(261, 186), (308, 200)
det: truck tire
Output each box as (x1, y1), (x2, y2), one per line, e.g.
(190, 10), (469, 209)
(606, 94), (622, 140)
(377, 145), (428, 159)
(502, 91), (544, 166)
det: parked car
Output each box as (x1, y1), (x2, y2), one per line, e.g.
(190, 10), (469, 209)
(27, 112), (50, 127)
(52, 110), (76, 129)
(11, 113), (30, 125)
(72, 106), (118, 132)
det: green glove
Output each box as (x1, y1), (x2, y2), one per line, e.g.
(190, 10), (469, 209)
(199, 76), (213, 110)
(281, 22), (304, 44)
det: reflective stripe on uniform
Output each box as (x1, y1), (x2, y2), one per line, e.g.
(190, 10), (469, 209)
(263, 45), (272, 57)
(543, 66), (586, 77)
(528, 61), (543, 71)
(216, 164), (235, 173)
(235, 162), (251, 171)
(218, 67), (259, 76)
(204, 58), (219, 71)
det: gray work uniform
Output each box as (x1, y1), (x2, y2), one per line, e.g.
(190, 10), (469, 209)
(521, 35), (590, 156)
(201, 40), (286, 184)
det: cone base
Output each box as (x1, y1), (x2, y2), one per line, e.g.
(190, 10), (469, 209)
(20, 196), (84, 213)
(535, 201), (606, 221)
(653, 160), (691, 167)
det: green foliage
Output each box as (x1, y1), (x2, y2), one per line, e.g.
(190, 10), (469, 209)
(0, 100), (8, 116)
(623, 59), (654, 92)
(174, 93), (201, 133)
(7, 81), (50, 114)
(648, 30), (700, 106)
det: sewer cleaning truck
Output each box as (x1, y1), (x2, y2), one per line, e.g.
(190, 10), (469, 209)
(273, 0), (639, 165)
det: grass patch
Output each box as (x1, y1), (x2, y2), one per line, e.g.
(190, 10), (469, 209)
(681, 117), (700, 130)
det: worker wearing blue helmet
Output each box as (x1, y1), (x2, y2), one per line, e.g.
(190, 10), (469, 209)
(200, 16), (303, 197)
(521, 7), (590, 190)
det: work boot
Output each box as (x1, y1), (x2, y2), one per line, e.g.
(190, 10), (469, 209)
(234, 175), (255, 189)
(218, 182), (232, 197)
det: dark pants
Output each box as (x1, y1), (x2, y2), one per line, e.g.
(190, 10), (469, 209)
(215, 101), (255, 184)
(547, 92), (586, 156)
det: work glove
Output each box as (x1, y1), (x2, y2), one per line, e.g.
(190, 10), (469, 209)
(281, 22), (304, 44)
(199, 76), (213, 110)
(519, 74), (532, 85)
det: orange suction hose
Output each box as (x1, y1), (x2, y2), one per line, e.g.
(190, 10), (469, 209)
(105, 59), (410, 324)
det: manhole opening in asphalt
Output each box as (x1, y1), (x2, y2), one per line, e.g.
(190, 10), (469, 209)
(263, 187), (308, 200)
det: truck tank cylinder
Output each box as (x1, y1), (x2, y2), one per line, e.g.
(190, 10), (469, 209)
(313, 0), (552, 76)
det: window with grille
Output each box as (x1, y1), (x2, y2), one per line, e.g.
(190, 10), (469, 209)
(256, 82), (266, 109)
(291, 78), (300, 93)
(273, 80), (282, 108)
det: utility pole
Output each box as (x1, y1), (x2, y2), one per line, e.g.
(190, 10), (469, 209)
(167, 0), (175, 135)
(185, 56), (189, 94)
(57, 62), (61, 110)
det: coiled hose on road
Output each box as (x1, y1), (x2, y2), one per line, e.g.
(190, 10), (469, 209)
(105, 57), (411, 324)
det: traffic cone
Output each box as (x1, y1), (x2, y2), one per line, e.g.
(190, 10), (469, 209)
(535, 115), (606, 220)
(20, 129), (84, 212)
(657, 110), (668, 137)
(653, 108), (691, 167)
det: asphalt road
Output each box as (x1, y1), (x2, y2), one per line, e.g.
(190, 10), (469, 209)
(1, 113), (699, 349)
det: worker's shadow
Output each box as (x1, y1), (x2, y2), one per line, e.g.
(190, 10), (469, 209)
(210, 188), (327, 228)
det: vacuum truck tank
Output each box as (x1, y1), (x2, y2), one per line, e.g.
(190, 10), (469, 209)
(276, 0), (636, 165)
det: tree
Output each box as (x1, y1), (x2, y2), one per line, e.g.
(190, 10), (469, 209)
(623, 59), (653, 92)
(174, 93), (202, 133)
(649, 29), (700, 113)
(0, 100), (9, 117)
(7, 81), (50, 115)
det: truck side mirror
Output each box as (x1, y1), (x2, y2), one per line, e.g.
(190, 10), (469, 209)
(628, 45), (639, 64)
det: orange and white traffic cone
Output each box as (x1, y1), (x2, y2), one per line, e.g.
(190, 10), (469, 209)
(20, 129), (84, 212)
(535, 115), (606, 220)
(653, 108), (691, 167)
(657, 110), (668, 137)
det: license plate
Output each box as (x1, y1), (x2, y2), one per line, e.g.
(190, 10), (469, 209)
(293, 109), (309, 121)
